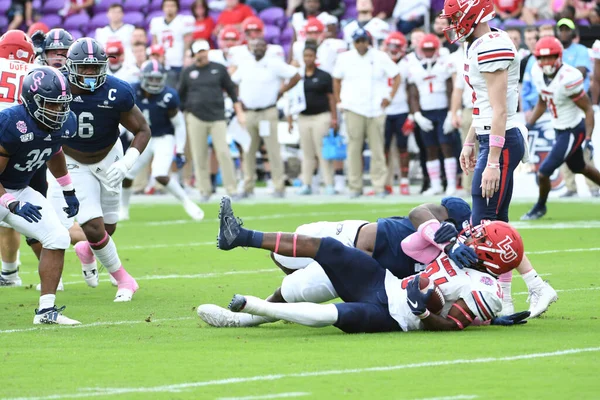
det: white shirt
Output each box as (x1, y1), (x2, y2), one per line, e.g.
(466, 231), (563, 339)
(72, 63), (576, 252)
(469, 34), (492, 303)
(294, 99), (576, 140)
(292, 38), (347, 75)
(407, 52), (455, 111)
(385, 57), (410, 115)
(392, 0), (429, 20)
(465, 29), (520, 134)
(227, 44), (284, 67)
(291, 11), (334, 41)
(108, 63), (140, 85)
(208, 49), (229, 66)
(452, 48), (474, 108)
(0, 59), (36, 111)
(332, 48), (399, 118)
(232, 56), (299, 109)
(592, 40), (600, 60)
(342, 18), (390, 47)
(94, 23), (135, 63)
(531, 63), (585, 130)
(150, 15), (195, 68)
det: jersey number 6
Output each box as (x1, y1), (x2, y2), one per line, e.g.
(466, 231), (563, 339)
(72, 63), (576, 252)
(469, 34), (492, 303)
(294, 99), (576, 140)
(78, 112), (95, 138)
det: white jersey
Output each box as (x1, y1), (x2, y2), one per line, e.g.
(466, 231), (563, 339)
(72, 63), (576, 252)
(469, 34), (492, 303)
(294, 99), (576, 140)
(385, 57), (410, 115)
(227, 44), (284, 67)
(407, 53), (454, 111)
(291, 11), (335, 41)
(0, 59), (35, 111)
(94, 23), (135, 63)
(385, 254), (503, 331)
(108, 63), (140, 85)
(292, 38), (347, 74)
(208, 49), (230, 66)
(591, 40), (600, 60)
(343, 18), (390, 46)
(531, 63), (585, 130)
(150, 14), (195, 68)
(452, 48), (474, 109)
(465, 30), (520, 133)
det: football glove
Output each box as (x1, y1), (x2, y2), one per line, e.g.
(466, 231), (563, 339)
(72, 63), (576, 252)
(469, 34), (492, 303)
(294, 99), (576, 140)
(491, 311), (530, 326)
(584, 139), (594, 160)
(442, 112), (454, 135)
(406, 275), (432, 317)
(413, 112), (434, 132)
(62, 190), (79, 218)
(402, 117), (416, 135)
(433, 221), (459, 244)
(444, 240), (478, 269)
(173, 153), (186, 169)
(8, 201), (42, 223)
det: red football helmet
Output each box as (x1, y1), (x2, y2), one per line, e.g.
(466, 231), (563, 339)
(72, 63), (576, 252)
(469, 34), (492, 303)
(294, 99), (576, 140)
(242, 16), (265, 40)
(461, 220), (524, 277)
(383, 32), (407, 60)
(218, 25), (242, 49)
(418, 33), (441, 61)
(534, 36), (563, 76)
(0, 30), (35, 63)
(439, 0), (496, 44)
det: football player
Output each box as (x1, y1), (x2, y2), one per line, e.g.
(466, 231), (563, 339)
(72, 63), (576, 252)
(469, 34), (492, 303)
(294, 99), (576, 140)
(0, 65), (80, 324)
(406, 34), (458, 196)
(227, 17), (285, 67)
(206, 197), (529, 333)
(120, 60), (204, 221)
(105, 40), (140, 85)
(208, 26), (242, 68)
(37, 28), (74, 71)
(442, 0), (557, 318)
(522, 37), (600, 220)
(289, 18), (347, 75)
(52, 37), (151, 301)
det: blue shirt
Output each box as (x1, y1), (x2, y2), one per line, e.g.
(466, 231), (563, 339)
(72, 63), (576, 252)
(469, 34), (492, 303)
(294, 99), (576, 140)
(132, 83), (180, 138)
(521, 55), (539, 112)
(0, 106), (77, 189)
(373, 217), (421, 279)
(562, 43), (592, 92)
(67, 75), (135, 153)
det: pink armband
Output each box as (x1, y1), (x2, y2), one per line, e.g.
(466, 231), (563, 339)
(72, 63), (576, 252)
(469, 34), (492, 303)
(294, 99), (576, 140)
(56, 174), (74, 191)
(56, 147), (63, 155)
(0, 193), (16, 208)
(489, 135), (505, 148)
(417, 219), (445, 250)
(274, 232), (282, 254)
(447, 315), (464, 330)
(401, 233), (443, 264)
(293, 233), (298, 258)
(463, 142), (475, 147)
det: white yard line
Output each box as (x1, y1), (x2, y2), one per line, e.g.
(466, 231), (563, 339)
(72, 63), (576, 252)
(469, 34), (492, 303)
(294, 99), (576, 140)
(3, 347), (599, 400)
(412, 396), (478, 400)
(217, 392), (311, 400)
(513, 286), (600, 296)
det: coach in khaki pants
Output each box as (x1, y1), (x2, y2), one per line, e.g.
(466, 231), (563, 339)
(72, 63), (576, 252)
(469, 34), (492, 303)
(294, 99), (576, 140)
(179, 40), (241, 200)
(333, 28), (400, 198)
(232, 38), (301, 197)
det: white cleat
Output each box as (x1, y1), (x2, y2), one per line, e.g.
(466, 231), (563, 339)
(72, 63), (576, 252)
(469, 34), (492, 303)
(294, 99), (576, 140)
(497, 299), (515, 317)
(114, 280), (139, 302)
(33, 306), (80, 325)
(445, 186), (457, 196)
(0, 272), (22, 287)
(118, 208), (130, 221)
(422, 186), (444, 196)
(36, 278), (64, 292)
(82, 265), (99, 288)
(527, 281), (558, 318)
(197, 304), (242, 327)
(183, 199), (205, 221)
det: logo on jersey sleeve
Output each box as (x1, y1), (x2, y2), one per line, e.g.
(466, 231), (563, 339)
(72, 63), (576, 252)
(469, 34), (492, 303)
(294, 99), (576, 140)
(16, 121), (27, 133)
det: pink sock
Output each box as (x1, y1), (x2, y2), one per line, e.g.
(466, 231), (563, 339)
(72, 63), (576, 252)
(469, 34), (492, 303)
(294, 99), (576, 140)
(444, 157), (457, 186)
(498, 272), (513, 284)
(498, 271), (513, 300)
(110, 266), (138, 291)
(426, 160), (442, 187)
(74, 241), (96, 264)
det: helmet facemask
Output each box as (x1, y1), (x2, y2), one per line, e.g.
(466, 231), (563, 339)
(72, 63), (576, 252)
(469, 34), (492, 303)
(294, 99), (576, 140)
(141, 70), (167, 94)
(66, 59), (108, 92)
(21, 92), (72, 131)
(537, 54), (562, 76)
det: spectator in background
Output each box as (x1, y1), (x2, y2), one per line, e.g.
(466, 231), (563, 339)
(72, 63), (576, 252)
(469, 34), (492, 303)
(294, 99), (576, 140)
(492, 0), (523, 21)
(7, 0), (32, 30)
(391, 0), (428, 35)
(432, 17), (458, 53)
(147, 44), (166, 64)
(209, 26), (242, 66)
(132, 42), (148, 68)
(291, 42), (336, 195)
(372, 0), (395, 20)
(565, 0), (596, 21)
(506, 27), (529, 61)
(333, 29), (400, 198)
(150, 0), (195, 88)
(592, 40), (600, 107)
(215, 0), (254, 33)
(191, 0), (216, 43)
(290, 18), (346, 74)
(520, 27), (538, 84)
(106, 40), (140, 84)
(95, 4), (135, 63)
(318, 0), (345, 18)
(291, 0), (334, 42)
(521, 0), (554, 25)
(232, 37), (301, 198)
(59, 0), (94, 17)
(228, 17), (285, 65)
(343, 0), (390, 46)
(132, 27), (149, 46)
(521, 25), (553, 118)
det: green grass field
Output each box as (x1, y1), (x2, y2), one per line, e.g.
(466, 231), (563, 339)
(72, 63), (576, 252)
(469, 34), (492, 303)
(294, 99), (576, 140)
(1, 200), (599, 400)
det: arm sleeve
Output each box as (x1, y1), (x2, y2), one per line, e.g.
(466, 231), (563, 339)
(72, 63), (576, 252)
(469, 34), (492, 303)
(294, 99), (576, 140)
(563, 69), (585, 97)
(0, 114), (17, 155)
(170, 110), (187, 154)
(592, 40), (600, 60)
(476, 36), (516, 73)
(120, 82), (136, 112)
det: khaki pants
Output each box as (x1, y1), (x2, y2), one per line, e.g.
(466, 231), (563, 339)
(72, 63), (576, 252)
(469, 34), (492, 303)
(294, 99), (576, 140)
(185, 113), (237, 196)
(344, 110), (387, 193)
(562, 147), (599, 193)
(460, 108), (477, 194)
(244, 107), (285, 193)
(298, 112), (333, 187)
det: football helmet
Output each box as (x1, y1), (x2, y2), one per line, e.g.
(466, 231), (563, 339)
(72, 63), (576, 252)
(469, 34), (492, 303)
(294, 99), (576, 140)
(140, 59), (167, 94)
(42, 28), (74, 70)
(417, 33), (440, 62)
(20, 66), (72, 131)
(383, 32), (407, 61)
(439, 0), (495, 44)
(534, 36), (563, 76)
(218, 26), (242, 49)
(66, 37), (108, 92)
(461, 220), (524, 277)
(242, 16), (265, 40)
(0, 30), (35, 63)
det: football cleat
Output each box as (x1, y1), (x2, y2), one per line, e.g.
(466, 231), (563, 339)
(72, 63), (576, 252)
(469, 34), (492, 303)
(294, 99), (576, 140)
(114, 279), (139, 302)
(82, 265), (99, 288)
(521, 204), (547, 221)
(422, 186), (444, 196)
(228, 294), (248, 312)
(183, 199), (205, 221)
(33, 306), (80, 325)
(217, 196), (243, 251)
(0, 270), (22, 287)
(497, 298), (515, 317)
(118, 208), (130, 221)
(35, 278), (64, 291)
(527, 281), (558, 318)
(197, 304), (242, 327)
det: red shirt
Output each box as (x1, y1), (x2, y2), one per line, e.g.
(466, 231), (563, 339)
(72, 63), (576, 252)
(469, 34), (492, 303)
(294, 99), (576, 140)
(493, 0), (522, 14)
(216, 4), (255, 26)
(192, 17), (216, 41)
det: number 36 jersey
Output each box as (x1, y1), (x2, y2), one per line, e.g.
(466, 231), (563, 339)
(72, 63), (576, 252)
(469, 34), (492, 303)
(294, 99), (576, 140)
(0, 58), (36, 111)
(384, 254), (503, 331)
(67, 75), (135, 153)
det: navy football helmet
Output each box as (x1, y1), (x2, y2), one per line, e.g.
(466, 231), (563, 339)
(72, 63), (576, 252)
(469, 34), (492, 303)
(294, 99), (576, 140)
(65, 37), (108, 92)
(20, 66), (72, 131)
(41, 28), (74, 71)
(140, 59), (167, 94)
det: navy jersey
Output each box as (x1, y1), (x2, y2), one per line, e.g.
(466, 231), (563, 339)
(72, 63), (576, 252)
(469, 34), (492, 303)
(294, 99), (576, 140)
(67, 75), (135, 153)
(372, 217), (422, 279)
(132, 83), (180, 138)
(0, 106), (77, 189)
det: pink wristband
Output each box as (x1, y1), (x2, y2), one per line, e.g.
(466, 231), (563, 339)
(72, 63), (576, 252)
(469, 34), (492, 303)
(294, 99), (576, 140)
(0, 193), (16, 208)
(56, 174), (72, 187)
(274, 232), (282, 254)
(489, 135), (505, 148)
(463, 142), (475, 147)
(487, 162), (500, 169)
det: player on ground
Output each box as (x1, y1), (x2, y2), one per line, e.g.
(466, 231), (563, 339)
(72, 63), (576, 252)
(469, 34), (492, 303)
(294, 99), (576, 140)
(0, 66), (80, 324)
(441, 0), (557, 318)
(290, 18), (347, 75)
(56, 38), (151, 299)
(522, 37), (600, 220)
(210, 197), (529, 333)
(120, 60), (204, 221)
(407, 34), (457, 196)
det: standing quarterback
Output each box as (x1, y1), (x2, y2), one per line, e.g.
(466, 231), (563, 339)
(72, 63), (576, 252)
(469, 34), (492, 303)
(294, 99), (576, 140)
(440, 0), (557, 318)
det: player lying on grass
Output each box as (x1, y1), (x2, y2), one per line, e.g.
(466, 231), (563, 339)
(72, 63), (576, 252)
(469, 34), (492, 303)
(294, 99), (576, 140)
(205, 197), (530, 333)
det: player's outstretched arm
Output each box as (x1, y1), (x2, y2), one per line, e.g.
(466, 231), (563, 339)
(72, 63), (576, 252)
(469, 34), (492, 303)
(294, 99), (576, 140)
(420, 299), (476, 331)
(120, 105), (151, 155)
(526, 95), (547, 128)
(46, 149), (69, 181)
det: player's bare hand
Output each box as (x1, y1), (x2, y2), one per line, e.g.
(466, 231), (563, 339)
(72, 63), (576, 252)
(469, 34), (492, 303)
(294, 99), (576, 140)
(381, 98), (391, 109)
(330, 118), (338, 131)
(452, 113), (461, 129)
(459, 146), (475, 175)
(481, 166), (500, 199)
